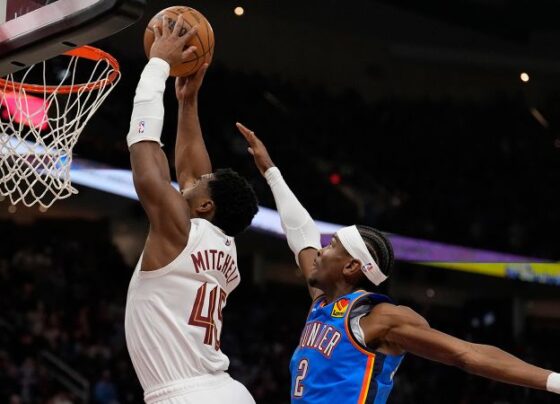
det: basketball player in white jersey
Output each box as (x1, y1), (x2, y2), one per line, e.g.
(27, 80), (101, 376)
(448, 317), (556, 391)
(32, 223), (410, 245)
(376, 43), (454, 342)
(124, 17), (258, 404)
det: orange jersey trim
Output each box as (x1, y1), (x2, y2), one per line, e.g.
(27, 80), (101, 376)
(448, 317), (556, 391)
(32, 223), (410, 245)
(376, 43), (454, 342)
(358, 355), (375, 403)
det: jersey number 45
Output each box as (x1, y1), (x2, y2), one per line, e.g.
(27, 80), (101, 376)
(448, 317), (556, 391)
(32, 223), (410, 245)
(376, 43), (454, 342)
(188, 282), (227, 350)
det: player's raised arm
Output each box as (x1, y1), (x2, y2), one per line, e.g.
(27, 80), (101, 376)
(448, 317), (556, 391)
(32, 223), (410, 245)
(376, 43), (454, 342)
(174, 63), (212, 190)
(361, 302), (560, 394)
(128, 16), (197, 271)
(236, 122), (323, 299)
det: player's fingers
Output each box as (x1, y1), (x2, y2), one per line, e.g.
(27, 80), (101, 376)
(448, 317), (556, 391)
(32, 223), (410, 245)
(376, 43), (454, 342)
(235, 122), (255, 142)
(236, 122), (254, 136)
(162, 16), (172, 36)
(153, 24), (162, 39)
(172, 15), (184, 37)
(195, 63), (209, 80)
(180, 25), (199, 45)
(248, 147), (255, 156)
(181, 46), (197, 62)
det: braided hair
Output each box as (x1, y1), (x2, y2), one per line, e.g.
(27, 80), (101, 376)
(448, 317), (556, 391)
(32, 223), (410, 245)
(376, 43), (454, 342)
(354, 225), (394, 291)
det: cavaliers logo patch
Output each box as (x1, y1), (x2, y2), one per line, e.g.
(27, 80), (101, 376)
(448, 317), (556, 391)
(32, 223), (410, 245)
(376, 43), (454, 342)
(331, 298), (349, 318)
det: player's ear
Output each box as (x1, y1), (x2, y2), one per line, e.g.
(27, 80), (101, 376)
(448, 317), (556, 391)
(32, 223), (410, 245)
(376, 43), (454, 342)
(342, 259), (361, 277)
(196, 199), (214, 214)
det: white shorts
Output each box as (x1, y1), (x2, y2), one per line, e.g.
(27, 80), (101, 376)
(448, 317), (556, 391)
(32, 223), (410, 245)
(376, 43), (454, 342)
(143, 372), (255, 404)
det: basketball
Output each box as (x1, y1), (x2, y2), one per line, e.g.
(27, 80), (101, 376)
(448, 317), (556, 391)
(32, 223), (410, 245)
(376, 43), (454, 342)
(144, 6), (214, 77)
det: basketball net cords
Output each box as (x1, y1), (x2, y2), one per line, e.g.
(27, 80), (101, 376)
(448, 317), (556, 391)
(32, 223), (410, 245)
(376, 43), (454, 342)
(0, 55), (120, 208)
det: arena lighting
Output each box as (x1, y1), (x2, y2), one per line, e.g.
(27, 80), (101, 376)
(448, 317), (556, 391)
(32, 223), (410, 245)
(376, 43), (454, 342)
(69, 161), (560, 283)
(66, 158), (550, 264)
(7, 138), (552, 266)
(520, 72), (530, 82)
(423, 262), (560, 286)
(0, 92), (48, 130)
(234, 6), (244, 16)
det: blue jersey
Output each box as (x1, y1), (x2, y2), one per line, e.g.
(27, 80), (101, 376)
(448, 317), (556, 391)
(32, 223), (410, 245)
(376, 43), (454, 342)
(290, 290), (404, 404)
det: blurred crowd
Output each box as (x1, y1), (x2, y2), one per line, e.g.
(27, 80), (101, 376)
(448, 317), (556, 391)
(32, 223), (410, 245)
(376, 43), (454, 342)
(1, 220), (559, 403)
(79, 62), (560, 260)
(0, 220), (140, 403)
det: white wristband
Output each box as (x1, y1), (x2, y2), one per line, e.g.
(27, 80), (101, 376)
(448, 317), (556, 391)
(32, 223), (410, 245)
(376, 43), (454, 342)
(547, 372), (560, 394)
(126, 58), (170, 148)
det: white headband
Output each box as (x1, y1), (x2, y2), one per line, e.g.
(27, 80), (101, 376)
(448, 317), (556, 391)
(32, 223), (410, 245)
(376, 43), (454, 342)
(336, 225), (387, 286)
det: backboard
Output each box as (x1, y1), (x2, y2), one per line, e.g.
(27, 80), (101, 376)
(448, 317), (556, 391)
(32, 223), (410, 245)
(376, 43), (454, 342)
(0, 0), (145, 76)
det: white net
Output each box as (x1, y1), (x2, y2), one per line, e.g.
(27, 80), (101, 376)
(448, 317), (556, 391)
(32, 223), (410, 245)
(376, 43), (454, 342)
(0, 47), (120, 209)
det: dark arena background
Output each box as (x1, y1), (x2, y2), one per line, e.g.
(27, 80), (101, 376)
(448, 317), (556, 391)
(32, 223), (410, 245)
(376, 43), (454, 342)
(1, 0), (560, 403)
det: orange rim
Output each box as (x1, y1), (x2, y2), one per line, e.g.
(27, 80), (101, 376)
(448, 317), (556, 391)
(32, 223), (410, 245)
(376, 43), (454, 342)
(0, 46), (120, 94)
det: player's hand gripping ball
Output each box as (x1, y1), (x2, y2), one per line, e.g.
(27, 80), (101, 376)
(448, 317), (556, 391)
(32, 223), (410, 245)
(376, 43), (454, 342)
(144, 6), (214, 77)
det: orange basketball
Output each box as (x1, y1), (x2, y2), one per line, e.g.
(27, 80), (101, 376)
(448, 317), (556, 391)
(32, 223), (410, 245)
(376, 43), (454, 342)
(144, 6), (214, 77)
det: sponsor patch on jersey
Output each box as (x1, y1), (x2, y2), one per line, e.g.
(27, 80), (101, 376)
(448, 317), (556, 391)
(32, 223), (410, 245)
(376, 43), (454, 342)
(331, 298), (349, 317)
(138, 120), (145, 134)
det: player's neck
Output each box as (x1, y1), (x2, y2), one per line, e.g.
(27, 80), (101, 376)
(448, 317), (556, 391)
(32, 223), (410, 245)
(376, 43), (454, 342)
(323, 282), (355, 304)
(192, 211), (215, 222)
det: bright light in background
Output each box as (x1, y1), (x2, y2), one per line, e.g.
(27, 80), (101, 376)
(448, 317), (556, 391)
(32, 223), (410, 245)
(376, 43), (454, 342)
(1, 92), (48, 131)
(520, 72), (530, 82)
(234, 6), (244, 16)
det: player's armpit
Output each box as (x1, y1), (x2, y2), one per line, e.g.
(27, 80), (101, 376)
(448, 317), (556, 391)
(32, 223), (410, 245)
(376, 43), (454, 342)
(297, 248), (323, 300)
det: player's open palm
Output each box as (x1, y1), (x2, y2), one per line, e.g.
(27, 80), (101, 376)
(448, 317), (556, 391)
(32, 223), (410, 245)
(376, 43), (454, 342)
(175, 63), (209, 103)
(236, 122), (275, 176)
(150, 15), (198, 67)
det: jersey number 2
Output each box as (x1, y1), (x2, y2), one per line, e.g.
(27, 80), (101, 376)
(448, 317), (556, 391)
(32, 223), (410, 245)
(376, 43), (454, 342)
(188, 282), (227, 350)
(293, 359), (309, 398)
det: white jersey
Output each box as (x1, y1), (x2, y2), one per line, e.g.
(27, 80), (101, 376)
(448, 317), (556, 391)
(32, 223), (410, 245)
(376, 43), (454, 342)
(125, 218), (241, 392)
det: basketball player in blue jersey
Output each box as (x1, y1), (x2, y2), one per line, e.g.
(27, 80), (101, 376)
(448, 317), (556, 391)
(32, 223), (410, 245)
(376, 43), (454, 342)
(124, 17), (258, 403)
(236, 122), (560, 403)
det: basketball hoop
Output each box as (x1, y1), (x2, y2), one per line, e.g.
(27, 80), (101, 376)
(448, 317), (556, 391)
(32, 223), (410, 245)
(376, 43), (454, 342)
(0, 46), (121, 209)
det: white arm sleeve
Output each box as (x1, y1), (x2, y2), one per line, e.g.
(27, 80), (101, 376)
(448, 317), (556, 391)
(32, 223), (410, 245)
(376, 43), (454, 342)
(264, 167), (322, 264)
(126, 58), (170, 148)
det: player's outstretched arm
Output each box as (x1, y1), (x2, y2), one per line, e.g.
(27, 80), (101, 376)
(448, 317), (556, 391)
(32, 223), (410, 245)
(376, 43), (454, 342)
(128, 16), (198, 271)
(174, 64), (212, 190)
(361, 303), (560, 394)
(236, 122), (323, 299)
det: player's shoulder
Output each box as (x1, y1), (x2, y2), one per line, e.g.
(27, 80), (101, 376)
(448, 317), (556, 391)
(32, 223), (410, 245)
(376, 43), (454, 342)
(191, 218), (222, 232)
(351, 292), (413, 320)
(350, 291), (394, 313)
(368, 302), (429, 328)
(191, 218), (235, 245)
